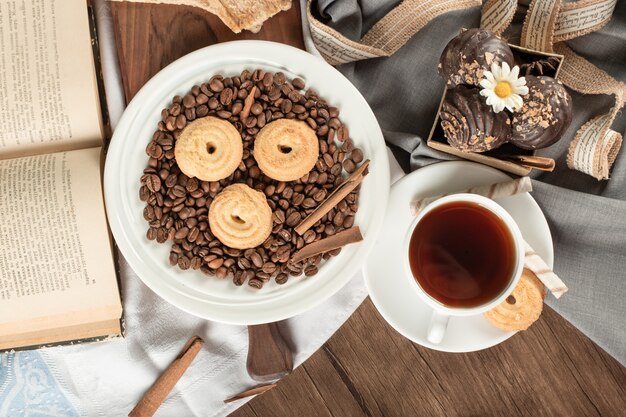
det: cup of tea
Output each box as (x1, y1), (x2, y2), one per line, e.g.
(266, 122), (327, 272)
(404, 193), (524, 344)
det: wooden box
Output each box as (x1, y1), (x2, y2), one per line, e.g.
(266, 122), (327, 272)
(427, 44), (564, 176)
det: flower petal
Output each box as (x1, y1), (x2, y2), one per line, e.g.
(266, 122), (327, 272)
(516, 85), (529, 96)
(479, 79), (495, 89)
(484, 71), (496, 84)
(479, 87), (491, 97)
(501, 61), (511, 78)
(493, 100), (505, 113)
(491, 63), (501, 79)
(515, 76), (527, 87)
(510, 65), (520, 79)
(510, 94), (524, 110)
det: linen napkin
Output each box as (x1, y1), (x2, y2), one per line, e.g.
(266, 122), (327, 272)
(304, 0), (626, 365)
(0, 3), (405, 415)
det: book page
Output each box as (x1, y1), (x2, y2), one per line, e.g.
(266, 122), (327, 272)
(0, 147), (121, 334)
(0, 0), (103, 160)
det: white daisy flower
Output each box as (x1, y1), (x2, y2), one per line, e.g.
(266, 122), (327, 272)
(479, 62), (529, 113)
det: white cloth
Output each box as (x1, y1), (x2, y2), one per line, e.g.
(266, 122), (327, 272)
(35, 1), (404, 416)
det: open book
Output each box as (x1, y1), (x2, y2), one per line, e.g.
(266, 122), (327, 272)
(0, 0), (123, 350)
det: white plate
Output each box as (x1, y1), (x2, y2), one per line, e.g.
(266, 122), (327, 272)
(104, 41), (389, 324)
(364, 161), (553, 352)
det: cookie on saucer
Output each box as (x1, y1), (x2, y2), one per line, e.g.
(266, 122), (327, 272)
(484, 269), (545, 331)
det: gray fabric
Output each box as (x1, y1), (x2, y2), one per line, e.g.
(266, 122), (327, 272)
(311, 0), (626, 364)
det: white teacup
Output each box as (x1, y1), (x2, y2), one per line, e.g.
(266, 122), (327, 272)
(404, 193), (524, 344)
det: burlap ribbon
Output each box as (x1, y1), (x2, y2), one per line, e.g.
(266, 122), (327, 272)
(307, 0), (625, 179)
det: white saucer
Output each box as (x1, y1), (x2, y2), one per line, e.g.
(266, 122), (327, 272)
(363, 161), (553, 352)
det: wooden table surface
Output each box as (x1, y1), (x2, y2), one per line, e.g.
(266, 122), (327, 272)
(110, 3), (625, 416)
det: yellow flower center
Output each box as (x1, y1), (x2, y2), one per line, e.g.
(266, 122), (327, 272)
(494, 81), (512, 98)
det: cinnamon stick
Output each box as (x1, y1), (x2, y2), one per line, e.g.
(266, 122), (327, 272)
(524, 240), (568, 298)
(240, 85), (257, 120)
(291, 227), (363, 263)
(224, 383), (277, 404)
(295, 160), (370, 235)
(128, 336), (204, 417)
(504, 155), (555, 171)
(410, 177), (533, 215)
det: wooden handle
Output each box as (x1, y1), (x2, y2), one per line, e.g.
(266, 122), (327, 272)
(129, 336), (204, 417)
(246, 323), (293, 382)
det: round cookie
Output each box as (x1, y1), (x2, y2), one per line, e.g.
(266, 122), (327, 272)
(484, 269), (545, 331)
(208, 183), (272, 249)
(253, 119), (319, 182)
(175, 116), (243, 182)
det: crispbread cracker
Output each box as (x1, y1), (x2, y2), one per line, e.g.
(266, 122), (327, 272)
(112, 0), (292, 33)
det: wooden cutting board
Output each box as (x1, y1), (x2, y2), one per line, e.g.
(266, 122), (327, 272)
(110, 3), (626, 416)
(111, 1), (304, 102)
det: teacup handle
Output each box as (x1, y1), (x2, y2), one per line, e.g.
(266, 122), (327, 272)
(427, 310), (450, 344)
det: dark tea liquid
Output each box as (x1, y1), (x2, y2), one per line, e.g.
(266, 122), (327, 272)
(409, 201), (516, 308)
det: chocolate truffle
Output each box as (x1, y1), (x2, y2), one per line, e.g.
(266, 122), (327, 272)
(509, 76), (572, 150)
(519, 56), (560, 77)
(439, 28), (514, 87)
(440, 85), (511, 153)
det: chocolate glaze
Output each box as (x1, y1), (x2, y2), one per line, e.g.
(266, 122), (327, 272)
(439, 28), (514, 87)
(509, 76), (572, 150)
(440, 85), (511, 153)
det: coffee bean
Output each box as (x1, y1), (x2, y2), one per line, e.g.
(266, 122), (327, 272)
(304, 265), (318, 276)
(286, 212), (301, 227)
(292, 193), (305, 206)
(278, 229), (291, 242)
(143, 203), (156, 221)
(220, 88), (233, 105)
(175, 114), (186, 130)
(303, 230), (316, 244)
(139, 186), (150, 202)
(178, 256), (191, 270)
(233, 271), (245, 285)
(145, 174), (161, 193)
(216, 267), (229, 279)
(208, 257), (224, 269)
(333, 212), (344, 227)
(343, 159), (356, 173)
(292, 78), (305, 90)
(188, 227), (200, 242)
(275, 273), (288, 284)
(262, 262), (277, 274)
(351, 148), (364, 163)
(209, 78), (224, 92)
(183, 94), (196, 108)
(238, 257), (251, 269)
(323, 153), (334, 168)
(248, 278), (263, 289)
(190, 257), (202, 270)
(250, 252), (263, 268)
(343, 215), (355, 228)
(146, 142), (163, 159)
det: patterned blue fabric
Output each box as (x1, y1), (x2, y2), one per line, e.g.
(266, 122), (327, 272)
(0, 351), (79, 417)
